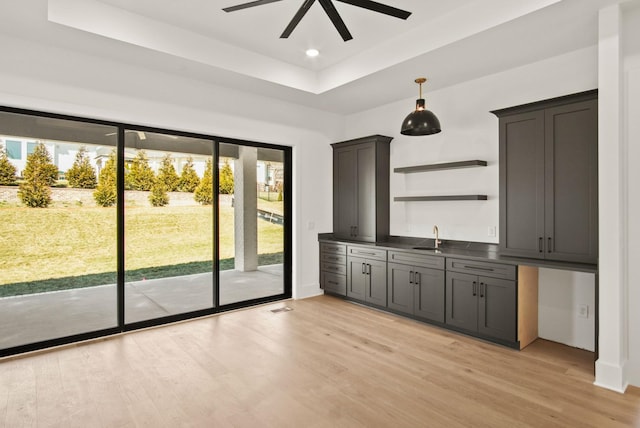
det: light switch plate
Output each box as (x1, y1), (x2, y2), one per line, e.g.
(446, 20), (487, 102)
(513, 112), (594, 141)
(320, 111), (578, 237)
(488, 226), (496, 237)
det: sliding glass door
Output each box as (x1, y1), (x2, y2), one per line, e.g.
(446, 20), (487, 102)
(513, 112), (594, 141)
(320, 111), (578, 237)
(0, 107), (291, 356)
(124, 131), (215, 324)
(218, 143), (287, 306)
(0, 111), (118, 350)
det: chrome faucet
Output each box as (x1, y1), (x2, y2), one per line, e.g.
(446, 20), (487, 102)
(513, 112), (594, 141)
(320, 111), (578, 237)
(433, 225), (442, 249)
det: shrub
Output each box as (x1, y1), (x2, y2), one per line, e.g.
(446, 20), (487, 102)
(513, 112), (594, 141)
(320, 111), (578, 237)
(219, 160), (234, 194)
(93, 151), (117, 207)
(194, 159), (213, 205)
(149, 180), (169, 207)
(157, 153), (180, 191)
(0, 149), (17, 185)
(66, 146), (97, 188)
(178, 156), (200, 192)
(127, 150), (155, 191)
(18, 143), (57, 208)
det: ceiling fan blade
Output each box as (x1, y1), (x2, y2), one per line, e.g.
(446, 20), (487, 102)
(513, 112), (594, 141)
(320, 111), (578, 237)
(318, 0), (353, 41)
(223, 0), (283, 13)
(281, 0), (316, 38)
(335, 0), (411, 20)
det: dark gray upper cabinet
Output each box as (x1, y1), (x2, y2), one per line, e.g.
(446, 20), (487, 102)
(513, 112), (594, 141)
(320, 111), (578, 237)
(493, 90), (598, 264)
(332, 135), (392, 242)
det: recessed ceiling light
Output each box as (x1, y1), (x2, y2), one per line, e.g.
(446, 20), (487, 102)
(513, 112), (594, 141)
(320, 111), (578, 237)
(305, 49), (319, 58)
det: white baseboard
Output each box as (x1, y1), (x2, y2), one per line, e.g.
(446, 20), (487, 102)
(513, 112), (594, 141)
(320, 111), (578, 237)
(293, 282), (323, 300)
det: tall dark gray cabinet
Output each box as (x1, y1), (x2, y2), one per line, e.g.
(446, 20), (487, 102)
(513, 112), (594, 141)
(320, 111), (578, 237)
(332, 135), (392, 242)
(493, 90), (598, 264)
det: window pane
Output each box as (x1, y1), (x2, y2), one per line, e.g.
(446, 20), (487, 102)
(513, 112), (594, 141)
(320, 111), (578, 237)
(124, 131), (215, 324)
(5, 140), (21, 160)
(218, 143), (285, 305)
(0, 111), (118, 350)
(26, 141), (37, 155)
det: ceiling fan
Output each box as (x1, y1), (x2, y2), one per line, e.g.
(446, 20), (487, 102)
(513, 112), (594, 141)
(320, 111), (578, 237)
(222, 0), (412, 42)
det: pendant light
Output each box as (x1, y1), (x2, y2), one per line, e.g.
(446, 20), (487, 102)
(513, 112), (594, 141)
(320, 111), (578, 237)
(401, 77), (441, 136)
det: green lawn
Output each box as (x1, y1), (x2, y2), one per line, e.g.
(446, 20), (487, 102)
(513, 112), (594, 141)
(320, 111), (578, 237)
(0, 203), (283, 295)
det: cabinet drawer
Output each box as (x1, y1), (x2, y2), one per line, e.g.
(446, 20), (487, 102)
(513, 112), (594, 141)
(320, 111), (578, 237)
(322, 272), (346, 296)
(388, 251), (444, 270)
(320, 242), (347, 255)
(446, 258), (516, 281)
(347, 246), (387, 261)
(321, 253), (347, 264)
(321, 261), (347, 275)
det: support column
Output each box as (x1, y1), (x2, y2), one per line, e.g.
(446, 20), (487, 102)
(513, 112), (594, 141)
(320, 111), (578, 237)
(234, 146), (258, 272)
(595, 3), (628, 393)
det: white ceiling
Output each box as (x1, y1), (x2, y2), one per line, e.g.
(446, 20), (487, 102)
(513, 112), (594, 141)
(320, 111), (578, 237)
(0, 0), (625, 114)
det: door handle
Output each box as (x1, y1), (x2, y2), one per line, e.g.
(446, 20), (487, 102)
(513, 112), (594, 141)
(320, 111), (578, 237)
(472, 281), (477, 296)
(547, 237), (552, 253)
(480, 282), (485, 298)
(539, 237), (543, 253)
(409, 271), (414, 284)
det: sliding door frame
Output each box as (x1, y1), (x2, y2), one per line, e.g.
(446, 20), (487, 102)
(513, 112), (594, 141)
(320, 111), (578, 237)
(0, 106), (293, 357)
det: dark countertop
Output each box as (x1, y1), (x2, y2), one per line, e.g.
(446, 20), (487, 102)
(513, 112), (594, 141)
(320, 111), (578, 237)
(318, 233), (598, 273)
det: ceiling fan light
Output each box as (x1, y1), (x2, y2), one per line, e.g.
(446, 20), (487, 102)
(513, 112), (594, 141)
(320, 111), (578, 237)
(400, 78), (441, 136)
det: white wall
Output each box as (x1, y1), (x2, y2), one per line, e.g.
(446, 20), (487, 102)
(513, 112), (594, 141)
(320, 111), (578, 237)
(343, 46), (597, 243)
(0, 32), (341, 300)
(622, 1), (640, 388)
(538, 269), (595, 351)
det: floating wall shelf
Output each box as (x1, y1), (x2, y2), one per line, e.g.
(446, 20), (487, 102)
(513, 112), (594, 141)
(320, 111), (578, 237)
(394, 195), (488, 202)
(394, 160), (487, 174)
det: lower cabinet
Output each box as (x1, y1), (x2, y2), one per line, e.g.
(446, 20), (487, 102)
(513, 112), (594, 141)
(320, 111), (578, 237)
(446, 271), (516, 342)
(387, 263), (445, 323)
(347, 256), (387, 307)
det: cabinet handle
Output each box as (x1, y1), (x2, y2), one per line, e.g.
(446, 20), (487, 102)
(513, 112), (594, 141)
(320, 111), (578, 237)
(361, 263), (365, 274)
(539, 237), (543, 253)
(547, 237), (552, 253)
(367, 264), (371, 275)
(415, 272), (421, 286)
(464, 265), (494, 272)
(355, 251), (376, 256)
(354, 226), (358, 237)
(327, 280), (338, 285)
(480, 282), (485, 298)
(409, 271), (414, 284)
(472, 281), (477, 296)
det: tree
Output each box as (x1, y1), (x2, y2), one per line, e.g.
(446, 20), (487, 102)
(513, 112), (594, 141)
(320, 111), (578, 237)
(149, 179), (169, 207)
(178, 156), (200, 192)
(194, 159), (213, 205)
(219, 160), (234, 194)
(127, 150), (155, 191)
(93, 151), (117, 207)
(18, 143), (57, 208)
(0, 149), (17, 185)
(66, 146), (97, 188)
(157, 153), (179, 191)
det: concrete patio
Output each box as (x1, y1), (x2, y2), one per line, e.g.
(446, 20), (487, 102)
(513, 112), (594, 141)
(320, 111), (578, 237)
(0, 265), (283, 351)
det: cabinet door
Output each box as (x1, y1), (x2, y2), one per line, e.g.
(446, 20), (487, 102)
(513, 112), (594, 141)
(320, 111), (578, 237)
(544, 99), (598, 263)
(499, 110), (545, 259)
(365, 259), (387, 307)
(445, 272), (478, 332)
(477, 276), (516, 342)
(387, 263), (413, 315)
(333, 146), (357, 240)
(414, 267), (445, 323)
(346, 256), (367, 301)
(354, 143), (376, 242)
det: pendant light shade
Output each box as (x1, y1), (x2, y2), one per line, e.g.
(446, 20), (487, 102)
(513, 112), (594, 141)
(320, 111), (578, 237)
(401, 78), (441, 136)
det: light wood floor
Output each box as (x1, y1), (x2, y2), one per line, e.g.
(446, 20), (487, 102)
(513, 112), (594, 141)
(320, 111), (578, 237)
(1, 295), (639, 427)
